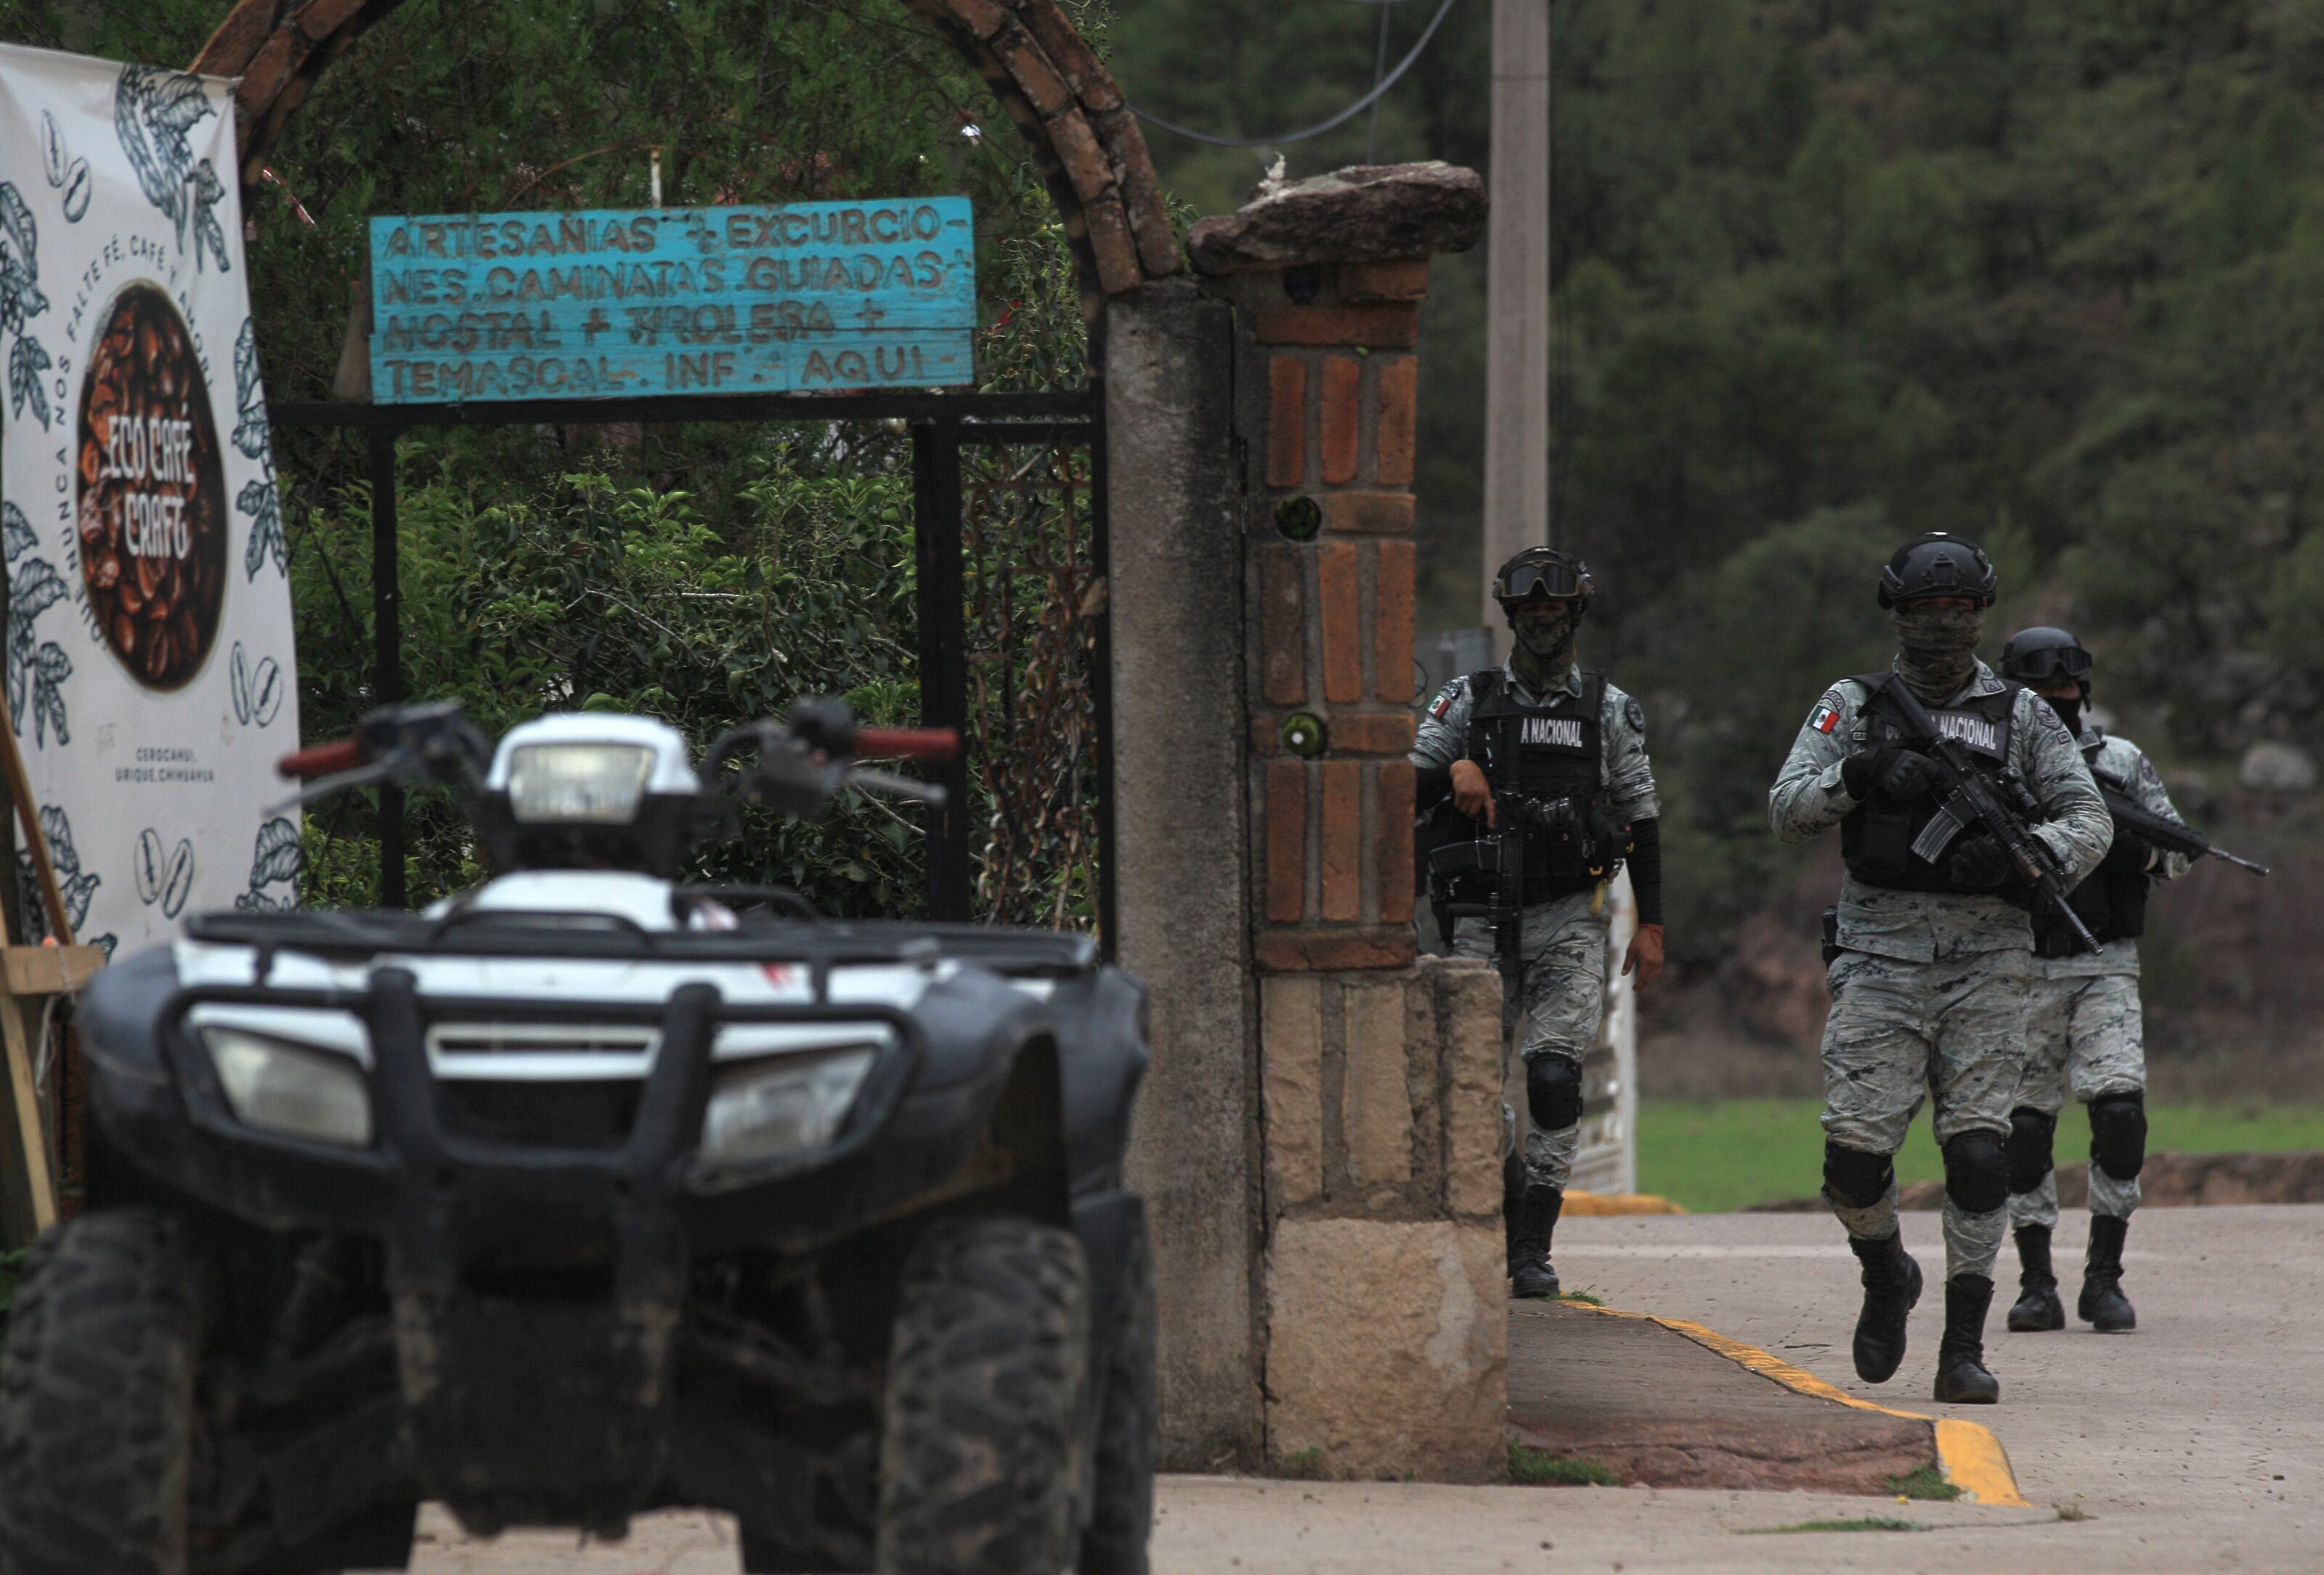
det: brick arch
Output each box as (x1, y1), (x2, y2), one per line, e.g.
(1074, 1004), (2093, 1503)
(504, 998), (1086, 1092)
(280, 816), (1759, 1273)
(190, 0), (1182, 313)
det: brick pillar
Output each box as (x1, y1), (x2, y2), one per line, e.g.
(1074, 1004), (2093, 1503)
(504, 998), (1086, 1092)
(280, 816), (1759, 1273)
(1204, 260), (1426, 972)
(1190, 164), (1502, 1481)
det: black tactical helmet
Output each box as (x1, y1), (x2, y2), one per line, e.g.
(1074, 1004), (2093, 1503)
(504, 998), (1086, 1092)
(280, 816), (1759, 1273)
(1492, 546), (1593, 618)
(1877, 532), (1998, 609)
(2002, 626), (2094, 693)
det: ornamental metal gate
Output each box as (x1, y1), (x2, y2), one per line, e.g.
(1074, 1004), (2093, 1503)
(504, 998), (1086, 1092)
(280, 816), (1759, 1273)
(269, 388), (1110, 943)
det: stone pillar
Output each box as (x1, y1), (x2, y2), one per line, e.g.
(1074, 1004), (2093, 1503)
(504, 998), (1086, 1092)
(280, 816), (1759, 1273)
(1188, 164), (1506, 1481)
(1106, 277), (1264, 1470)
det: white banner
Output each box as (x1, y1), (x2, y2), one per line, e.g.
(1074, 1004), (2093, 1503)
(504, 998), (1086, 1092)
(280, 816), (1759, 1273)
(0, 43), (301, 954)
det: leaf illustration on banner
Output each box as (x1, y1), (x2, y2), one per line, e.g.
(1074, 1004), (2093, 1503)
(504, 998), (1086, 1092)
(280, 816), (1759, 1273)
(239, 477), (286, 579)
(114, 66), (216, 251)
(18, 805), (102, 940)
(190, 161), (229, 274)
(233, 320), (283, 578)
(8, 557), (71, 746)
(232, 320), (271, 463)
(249, 818), (304, 888)
(235, 818), (305, 912)
(1, 502), (34, 563)
(8, 334), (52, 429)
(0, 253), (45, 338)
(29, 643), (70, 747)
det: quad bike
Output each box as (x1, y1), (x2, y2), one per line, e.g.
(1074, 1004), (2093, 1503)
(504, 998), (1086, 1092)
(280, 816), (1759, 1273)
(0, 699), (1154, 1575)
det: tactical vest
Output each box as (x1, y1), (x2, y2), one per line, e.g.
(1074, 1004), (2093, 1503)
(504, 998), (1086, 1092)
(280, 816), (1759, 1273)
(2033, 741), (2150, 957)
(1463, 668), (1625, 901)
(1840, 673), (2022, 895)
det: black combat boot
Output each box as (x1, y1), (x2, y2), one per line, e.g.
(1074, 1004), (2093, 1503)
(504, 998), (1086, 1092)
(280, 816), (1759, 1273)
(1508, 1184), (1563, 1299)
(1848, 1230), (1922, 1383)
(1502, 1151), (1527, 1266)
(2079, 1214), (2137, 1332)
(2005, 1224), (2065, 1332)
(1933, 1274), (2001, 1404)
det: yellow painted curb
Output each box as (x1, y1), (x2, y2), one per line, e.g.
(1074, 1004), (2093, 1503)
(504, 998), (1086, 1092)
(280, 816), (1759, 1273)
(1560, 1190), (1687, 1216)
(1551, 1300), (2028, 1507)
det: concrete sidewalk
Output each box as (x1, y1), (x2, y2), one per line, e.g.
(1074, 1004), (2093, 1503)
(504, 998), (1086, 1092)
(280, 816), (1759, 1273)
(405, 1205), (2324, 1573)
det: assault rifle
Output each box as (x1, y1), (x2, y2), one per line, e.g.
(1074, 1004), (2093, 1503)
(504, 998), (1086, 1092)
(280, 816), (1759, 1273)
(2092, 771), (2270, 876)
(1882, 680), (2102, 954)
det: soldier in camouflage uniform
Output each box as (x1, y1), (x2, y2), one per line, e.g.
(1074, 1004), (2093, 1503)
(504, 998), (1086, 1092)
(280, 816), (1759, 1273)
(1770, 535), (2110, 1404)
(1412, 547), (1664, 1299)
(1997, 628), (2191, 1336)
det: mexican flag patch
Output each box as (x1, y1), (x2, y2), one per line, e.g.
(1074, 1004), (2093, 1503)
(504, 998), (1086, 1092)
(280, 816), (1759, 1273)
(1810, 703), (1841, 734)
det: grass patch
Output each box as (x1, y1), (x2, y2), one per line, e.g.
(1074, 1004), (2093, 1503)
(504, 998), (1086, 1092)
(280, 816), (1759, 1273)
(1739, 1517), (1926, 1534)
(1274, 1446), (1325, 1480)
(1553, 1289), (1605, 1306)
(1885, 1464), (1963, 1501)
(1508, 1442), (1620, 1486)
(1638, 1098), (2324, 1213)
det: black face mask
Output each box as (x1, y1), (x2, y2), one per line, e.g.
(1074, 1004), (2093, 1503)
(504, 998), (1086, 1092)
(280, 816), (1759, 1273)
(2044, 695), (2084, 738)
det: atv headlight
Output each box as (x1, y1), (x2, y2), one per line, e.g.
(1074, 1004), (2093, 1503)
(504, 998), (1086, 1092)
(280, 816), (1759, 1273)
(701, 1049), (876, 1165)
(506, 742), (657, 825)
(201, 1028), (373, 1148)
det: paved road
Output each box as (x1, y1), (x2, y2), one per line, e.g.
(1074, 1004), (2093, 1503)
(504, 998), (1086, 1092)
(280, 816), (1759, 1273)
(405, 1204), (2323, 1574)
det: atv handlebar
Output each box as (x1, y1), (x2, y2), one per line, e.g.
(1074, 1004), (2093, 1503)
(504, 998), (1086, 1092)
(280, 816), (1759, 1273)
(277, 738), (366, 780)
(852, 728), (959, 762)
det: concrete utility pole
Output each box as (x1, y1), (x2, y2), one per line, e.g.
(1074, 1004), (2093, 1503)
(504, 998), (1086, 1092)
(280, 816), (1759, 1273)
(1482, 0), (1550, 646)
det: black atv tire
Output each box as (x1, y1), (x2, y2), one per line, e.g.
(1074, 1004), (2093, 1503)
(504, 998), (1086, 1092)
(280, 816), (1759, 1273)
(0, 1209), (200, 1575)
(1078, 1213), (1156, 1575)
(875, 1214), (1090, 1575)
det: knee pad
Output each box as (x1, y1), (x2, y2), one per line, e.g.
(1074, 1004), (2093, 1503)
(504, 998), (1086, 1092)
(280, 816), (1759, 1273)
(1527, 1057), (1583, 1133)
(1943, 1130), (2010, 1215)
(2089, 1092), (2148, 1180)
(2007, 1106), (2057, 1195)
(1822, 1142), (1894, 1210)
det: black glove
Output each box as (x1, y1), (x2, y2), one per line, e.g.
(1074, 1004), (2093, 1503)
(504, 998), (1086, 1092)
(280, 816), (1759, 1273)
(1842, 746), (1943, 803)
(1947, 834), (2016, 889)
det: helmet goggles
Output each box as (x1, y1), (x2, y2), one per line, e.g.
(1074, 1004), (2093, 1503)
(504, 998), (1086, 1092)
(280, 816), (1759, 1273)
(1493, 556), (1588, 605)
(2007, 645), (2092, 682)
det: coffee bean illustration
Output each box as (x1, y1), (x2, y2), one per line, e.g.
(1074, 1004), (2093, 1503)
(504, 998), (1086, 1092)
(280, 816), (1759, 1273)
(60, 159), (91, 223)
(161, 839), (195, 919)
(134, 827), (165, 904)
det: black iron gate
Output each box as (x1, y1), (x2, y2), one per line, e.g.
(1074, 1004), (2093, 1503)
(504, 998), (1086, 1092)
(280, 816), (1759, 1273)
(269, 388), (1110, 943)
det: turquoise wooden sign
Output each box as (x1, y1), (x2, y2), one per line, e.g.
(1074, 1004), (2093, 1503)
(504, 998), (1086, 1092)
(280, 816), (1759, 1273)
(367, 198), (975, 403)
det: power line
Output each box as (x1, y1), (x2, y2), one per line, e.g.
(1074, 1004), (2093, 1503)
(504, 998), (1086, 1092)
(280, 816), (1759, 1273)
(1126, 0), (1463, 150)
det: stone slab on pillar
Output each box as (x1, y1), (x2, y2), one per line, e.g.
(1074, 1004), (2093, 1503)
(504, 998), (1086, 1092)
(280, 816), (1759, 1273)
(1107, 277), (1264, 1470)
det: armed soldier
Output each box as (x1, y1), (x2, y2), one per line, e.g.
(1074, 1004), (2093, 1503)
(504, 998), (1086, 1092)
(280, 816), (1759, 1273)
(1996, 628), (2193, 1335)
(1411, 547), (1664, 1300)
(1770, 535), (2110, 1404)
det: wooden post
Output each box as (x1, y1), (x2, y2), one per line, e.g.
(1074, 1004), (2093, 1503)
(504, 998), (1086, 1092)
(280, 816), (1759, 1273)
(0, 712), (89, 1237)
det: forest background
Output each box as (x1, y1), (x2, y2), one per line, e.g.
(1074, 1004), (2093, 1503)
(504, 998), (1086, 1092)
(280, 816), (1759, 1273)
(4, 0), (2324, 1113)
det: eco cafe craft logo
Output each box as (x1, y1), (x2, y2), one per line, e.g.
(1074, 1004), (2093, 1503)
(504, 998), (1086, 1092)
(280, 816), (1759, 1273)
(73, 281), (227, 691)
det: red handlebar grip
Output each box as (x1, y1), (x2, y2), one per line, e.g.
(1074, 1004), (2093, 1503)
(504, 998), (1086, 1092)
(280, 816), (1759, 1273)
(855, 727), (961, 762)
(277, 738), (363, 779)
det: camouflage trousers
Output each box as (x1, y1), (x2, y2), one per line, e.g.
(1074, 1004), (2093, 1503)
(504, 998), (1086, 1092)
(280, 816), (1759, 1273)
(2008, 970), (2147, 1229)
(1821, 946), (2031, 1282)
(1452, 887), (1611, 1191)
